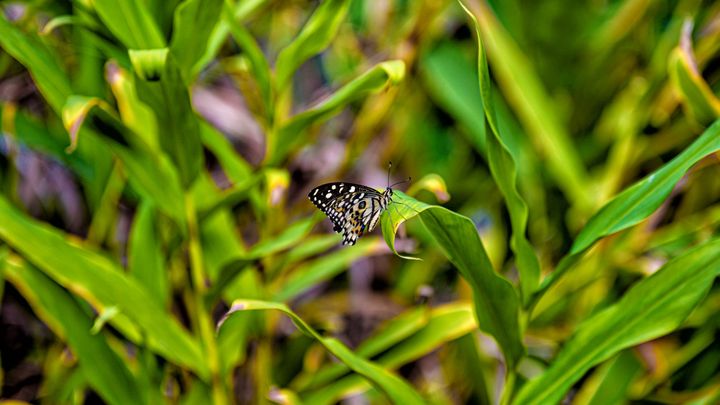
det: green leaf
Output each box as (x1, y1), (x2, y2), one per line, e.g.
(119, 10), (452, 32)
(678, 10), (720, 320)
(537, 118), (720, 301)
(572, 119), (720, 254)
(271, 237), (385, 302)
(459, 0), (541, 304)
(294, 307), (429, 391)
(268, 60), (405, 165)
(107, 61), (159, 150)
(381, 191), (524, 367)
(57, 95), (186, 226)
(131, 49), (203, 187)
(0, 16), (72, 113)
(421, 42), (487, 155)
(3, 257), (144, 405)
(669, 20), (720, 125)
(514, 237), (720, 404)
(62, 95), (116, 152)
(301, 303), (476, 404)
(169, 0), (224, 81)
(573, 351), (643, 405)
(92, 0), (166, 49)
(219, 299), (426, 404)
(224, 10), (273, 122)
(199, 121), (253, 182)
(274, 0), (351, 90)
(468, 1), (592, 210)
(128, 202), (168, 307)
(195, 0), (268, 73)
(0, 195), (208, 379)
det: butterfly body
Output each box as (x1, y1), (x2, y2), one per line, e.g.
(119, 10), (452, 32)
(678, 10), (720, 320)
(308, 182), (393, 245)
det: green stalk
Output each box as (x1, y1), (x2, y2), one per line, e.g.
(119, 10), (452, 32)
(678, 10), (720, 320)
(185, 193), (228, 404)
(499, 367), (516, 405)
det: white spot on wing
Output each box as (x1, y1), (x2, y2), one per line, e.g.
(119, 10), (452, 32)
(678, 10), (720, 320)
(326, 193), (332, 199)
(349, 186), (355, 192)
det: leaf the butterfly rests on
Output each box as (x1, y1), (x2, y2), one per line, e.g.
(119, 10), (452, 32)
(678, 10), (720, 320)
(308, 182), (393, 245)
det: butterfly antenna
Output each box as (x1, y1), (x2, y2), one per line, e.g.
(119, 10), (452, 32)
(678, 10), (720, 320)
(387, 161), (392, 188)
(389, 176), (412, 188)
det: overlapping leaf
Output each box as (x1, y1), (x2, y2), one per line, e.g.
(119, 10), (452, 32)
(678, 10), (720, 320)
(219, 299), (426, 403)
(515, 237), (720, 404)
(381, 191), (524, 367)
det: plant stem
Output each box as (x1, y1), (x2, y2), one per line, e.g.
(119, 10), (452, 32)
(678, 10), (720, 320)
(500, 367), (516, 405)
(185, 193), (228, 404)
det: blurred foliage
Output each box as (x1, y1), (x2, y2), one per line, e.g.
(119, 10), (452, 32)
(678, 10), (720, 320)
(1, 0), (720, 403)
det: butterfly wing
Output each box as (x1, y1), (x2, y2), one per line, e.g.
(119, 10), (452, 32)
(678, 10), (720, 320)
(308, 183), (385, 245)
(338, 193), (388, 245)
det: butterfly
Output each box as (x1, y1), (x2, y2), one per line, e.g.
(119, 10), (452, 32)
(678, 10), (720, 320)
(308, 169), (410, 245)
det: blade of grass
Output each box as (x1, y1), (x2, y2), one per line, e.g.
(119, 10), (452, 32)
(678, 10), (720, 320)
(3, 256), (144, 405)
(460, 0), (541, 304)
(274, 0), (351, 91)
(301, 303), (476, 404)
(268, 60), (405, 165)
(0, 195), (208, 378)
(515, 237), (720, 404)
(169, 0), (224, 81)
(468, 0), (592, 210)
(0, 16), (72, 113)
(219, 299), (426, 403)
(92, 0), (165, 49)
(669, 19), (720, 125)
(130, 49), (203, 188)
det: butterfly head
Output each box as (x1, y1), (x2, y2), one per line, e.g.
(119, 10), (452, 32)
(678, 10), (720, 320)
(384, 187), (394, 200)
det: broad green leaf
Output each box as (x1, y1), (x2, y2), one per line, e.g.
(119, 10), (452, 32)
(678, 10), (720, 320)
(514, 237), (720, 404)
(421, 42), (487, 154)
(573, 351), (643, 405)
(3, 256), (144, 405)
(537, 118), (720, 300)
(8, 107), (112, 210)
(0, 16), (72, 113)
(219, 299), (426, 404)
(381, 191), (524, 367)
(460, 0), (541, 304)
(196, 0), (268, 74)
(62, 95), (115, 152)
(274, 0), (351, 91)
(572, 119), (720, 254)
(224, 8), (272, 122)
(405, 174), (450, 203)
(86, 161), (126, 245)
(131, 49), (203, 187)
(0, 195), (208, 378)
(200, 121), (253, 182)
(268, 60), (405, 165)
(128, 202), (168, 307)
(107, 61), (159, 150)
(293, 307), (429, 391)
(271, 237), (385, 302)
(669, 20), (720, 125)
(468, 0), (592, 210)
(92, 0), (165, 49)
(169, 0), (224, 81)
(57, 95), (186, 226)
(248, 216), (319, 259)
(301, 303), (476, 404)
